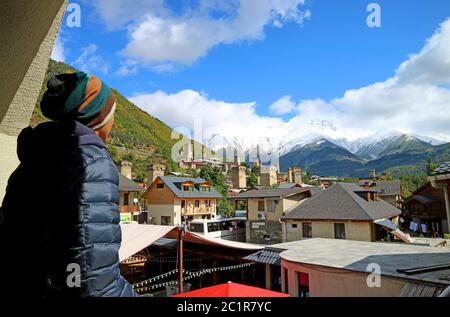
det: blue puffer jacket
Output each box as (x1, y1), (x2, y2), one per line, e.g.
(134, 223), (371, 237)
(0, 121), (137, 297)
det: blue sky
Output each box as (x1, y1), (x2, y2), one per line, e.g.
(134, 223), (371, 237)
(53, 0), (450, 149)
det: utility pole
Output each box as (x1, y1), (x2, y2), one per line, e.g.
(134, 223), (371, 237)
(178, 224), (185, 294)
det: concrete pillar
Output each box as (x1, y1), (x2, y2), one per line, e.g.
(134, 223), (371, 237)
(0, 0), (67, 202)
(287, 269), (299, 297)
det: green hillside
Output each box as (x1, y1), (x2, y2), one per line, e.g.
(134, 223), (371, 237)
(32, 60), (198, 182)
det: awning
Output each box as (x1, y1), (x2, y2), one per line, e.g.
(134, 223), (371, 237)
(374, 218), (398, 231)
(166, 230), (264, 251)
(173, 281), (289, 297)
(120, 224), (263, 262)
(119, 224), (177, 261)
(374, 219), (416, 243)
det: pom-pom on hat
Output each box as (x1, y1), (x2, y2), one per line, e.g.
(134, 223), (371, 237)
(40, 72), (116, 130)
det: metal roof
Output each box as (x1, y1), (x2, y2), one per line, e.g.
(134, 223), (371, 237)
(243, 248), (284, 266)
(231, 187), (311, 199)
(119, 174), (145, 192)
(282, 182), (401, 221)
(158, 176), (222, 199)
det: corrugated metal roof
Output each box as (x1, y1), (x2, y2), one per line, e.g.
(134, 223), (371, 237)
(243, 248), (284, 266)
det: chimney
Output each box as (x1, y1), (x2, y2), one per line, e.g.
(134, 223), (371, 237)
(120, 161), (132, 180)
(147, 164), (165, 187)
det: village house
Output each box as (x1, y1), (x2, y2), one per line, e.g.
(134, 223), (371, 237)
(231, 187), (312, 244)
(281, 182), (402, 242)
(144, 176), (222, 226)
(402, 181), (449, 238)
(311, 176), (339, 189)
(428, 161), (450, 235)
(359, 179), (402, 207)
(118, 161), (145, 223)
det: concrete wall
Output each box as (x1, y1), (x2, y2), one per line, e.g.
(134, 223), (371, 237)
(282, 259), (407, 297)
(284, 220), (374, 242)
(0, 0), (67, 202)
(246, 194), (309, 244)
(148, 204), (177, 225)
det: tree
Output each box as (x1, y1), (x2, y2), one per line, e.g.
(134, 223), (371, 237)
(247, 173), (258, 187)
(107, 145), (120, 162)
(122, 152), (135, 162)
(199, 164), (233, 217)
(426, 157), (437, 175)
(400, 174), (427, 197)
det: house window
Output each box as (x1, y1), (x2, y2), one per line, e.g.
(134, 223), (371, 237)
(161, 216), (171, 226)
(291, 224), (298, 229)
(334, 223), (346, 239)
(297, 272), (310, 297)
(267, 199), (278, 212)
(302, 222), (312, 238)
(205, 200), (211, 207)
(124, 193), (129, 206)
(200, 186), (211, 192)
(258, 200), (265, 212)
(195, 200), (200, 208)
(181, 200), (186, 209)
(183, 185), (194, 192)
(156, 183), (164, 189)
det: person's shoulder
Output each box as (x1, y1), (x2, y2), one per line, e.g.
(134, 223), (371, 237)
(79, 144), (114, 167)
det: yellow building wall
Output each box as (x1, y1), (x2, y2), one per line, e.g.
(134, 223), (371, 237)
(284, 221), (375, 242)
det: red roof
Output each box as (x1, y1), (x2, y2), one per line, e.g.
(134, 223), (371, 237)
(173, 281), (289, 297)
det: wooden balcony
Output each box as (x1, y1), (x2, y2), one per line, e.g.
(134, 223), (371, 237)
(120, 205), (140, 213)
(182, 206), (215, 215)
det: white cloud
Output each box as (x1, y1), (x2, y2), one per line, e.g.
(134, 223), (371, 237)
(129, 17), (450, 150)
(396, 19), (450, 85)
(51, 35), (65, 62)
(74, 44), (109, 75)
(269, 95), (296, 115)
(92, 0), (310, 66)
(92, 0), (168, 30)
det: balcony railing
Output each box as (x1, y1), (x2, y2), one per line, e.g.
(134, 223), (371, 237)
(182, 207), (215, 215)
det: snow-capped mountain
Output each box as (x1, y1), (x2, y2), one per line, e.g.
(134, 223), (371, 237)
(279, 129), (448, 161)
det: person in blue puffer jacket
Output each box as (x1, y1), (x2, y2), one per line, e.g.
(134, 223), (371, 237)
(0, 72), (138, 297)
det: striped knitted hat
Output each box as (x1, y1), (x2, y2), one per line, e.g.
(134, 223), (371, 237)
(41, 72), (116, 130)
